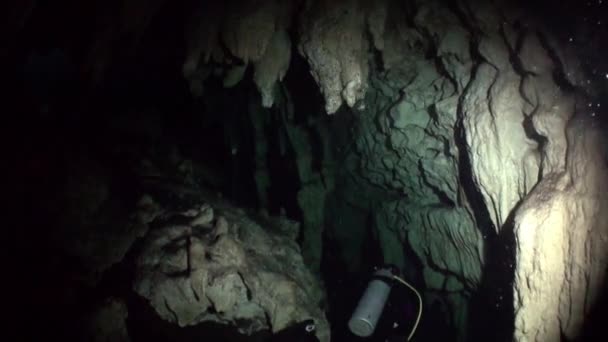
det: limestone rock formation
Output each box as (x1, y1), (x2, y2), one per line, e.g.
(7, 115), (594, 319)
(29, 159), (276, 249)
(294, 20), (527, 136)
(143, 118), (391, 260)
(18, 0), (607, 341)
(333, 0), (607, 340)
(512, 112), (608, 341)
(253, 29), (291, 107)
(221, 0), (281, 64)
(184, 0), (373, 114)
(184, 0), (295, 108)
(345, 4), (481, 335)
(298, 0), (369, 114)
(133, 199), (330, 342)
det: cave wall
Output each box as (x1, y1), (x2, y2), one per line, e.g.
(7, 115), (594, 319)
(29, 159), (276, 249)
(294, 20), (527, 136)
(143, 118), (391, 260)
(9, 0), (608, 341)
(181, 0), (608, 340)
(340, 1), (608, 340)
(512, 114), (608, 341)
(180, 0), (608, 340)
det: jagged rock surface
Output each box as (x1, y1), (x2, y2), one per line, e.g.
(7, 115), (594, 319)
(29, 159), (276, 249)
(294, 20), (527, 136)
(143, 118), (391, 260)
(184, 0), (295, 108)
(512, 103), (608, 341)
(184, 0), (374, 114)
(345, 3), (483, 337)
(298, 0), (369, 114)
(133, 199), (330, 342)
(337, 0), (607, 340)
(253, 29), (291, 107)
(45, 0), (607, 340)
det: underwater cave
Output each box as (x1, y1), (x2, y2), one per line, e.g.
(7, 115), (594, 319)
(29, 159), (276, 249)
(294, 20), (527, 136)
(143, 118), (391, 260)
(7, 0), (608, 341)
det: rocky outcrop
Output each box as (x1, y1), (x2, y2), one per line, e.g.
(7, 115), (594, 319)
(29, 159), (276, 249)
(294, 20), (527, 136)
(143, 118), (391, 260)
(253, 29), (291, 107)
(184, 0), (372, 114)
(133, 198), (330, 342)
(181, 0), (607, 339)
(344, 3), (480, 337)
(512, 110), (608, 341)
(333, 0), (607, 340)
(184, 1), (295, 108)
(20, 0), (607, 340)
(298, 0), (369, 114)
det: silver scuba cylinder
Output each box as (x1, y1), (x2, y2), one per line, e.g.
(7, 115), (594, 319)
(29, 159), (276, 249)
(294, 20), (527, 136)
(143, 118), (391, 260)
(348, 267), (394, 337)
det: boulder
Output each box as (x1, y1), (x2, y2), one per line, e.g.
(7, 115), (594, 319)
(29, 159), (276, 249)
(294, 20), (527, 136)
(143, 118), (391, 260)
(133, 199), (330, 341)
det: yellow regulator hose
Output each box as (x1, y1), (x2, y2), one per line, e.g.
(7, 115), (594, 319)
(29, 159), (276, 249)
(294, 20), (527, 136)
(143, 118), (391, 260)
(392, 275), (423, 341)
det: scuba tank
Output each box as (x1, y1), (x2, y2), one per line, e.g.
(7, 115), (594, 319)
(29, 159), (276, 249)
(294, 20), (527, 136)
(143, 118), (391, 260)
(349, 266), (423, 341)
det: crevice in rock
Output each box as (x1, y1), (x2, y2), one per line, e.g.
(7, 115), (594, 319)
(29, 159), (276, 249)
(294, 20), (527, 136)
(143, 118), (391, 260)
(371, 45), (385, 73)
(467, 202), (519, 342)
(424, 253), (470, 292)
(417, 159), (456, 207)
(454, 57), (497, 238)
(434, 55), (459, 94)
(522, 105), (547, 179)
(485, 63), (501, 125)
(164, 298), (179, 323)
(511, 28), (538, 77)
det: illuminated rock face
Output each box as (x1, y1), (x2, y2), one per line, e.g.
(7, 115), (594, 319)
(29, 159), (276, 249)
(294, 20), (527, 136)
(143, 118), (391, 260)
(184, 0), (370, 114)
(298, 1), (606, 340)
(512, 118), (608, 341)
(184, 0), (296, 108)
(133, 200), (330, 342)
(181, 0), (606, 339)
(66, 0), (605, 340)
(297, 0), (369, 114)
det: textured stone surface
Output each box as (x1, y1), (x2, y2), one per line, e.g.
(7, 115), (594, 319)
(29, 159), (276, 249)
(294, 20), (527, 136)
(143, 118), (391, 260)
(253, 29), (291, 107)
(184, 0), (295, 108)
(42, 1), (607, 340)
(298, 0), (369, 114)
(461, 15), (545, 231)
(133, 198), (329, 342)
(512, 112), (608, 341)
(346, 5), (482, 334)
(177, 0), (608, 339)
(337, 1), (607, 340)
(221, 0), (281, 64)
